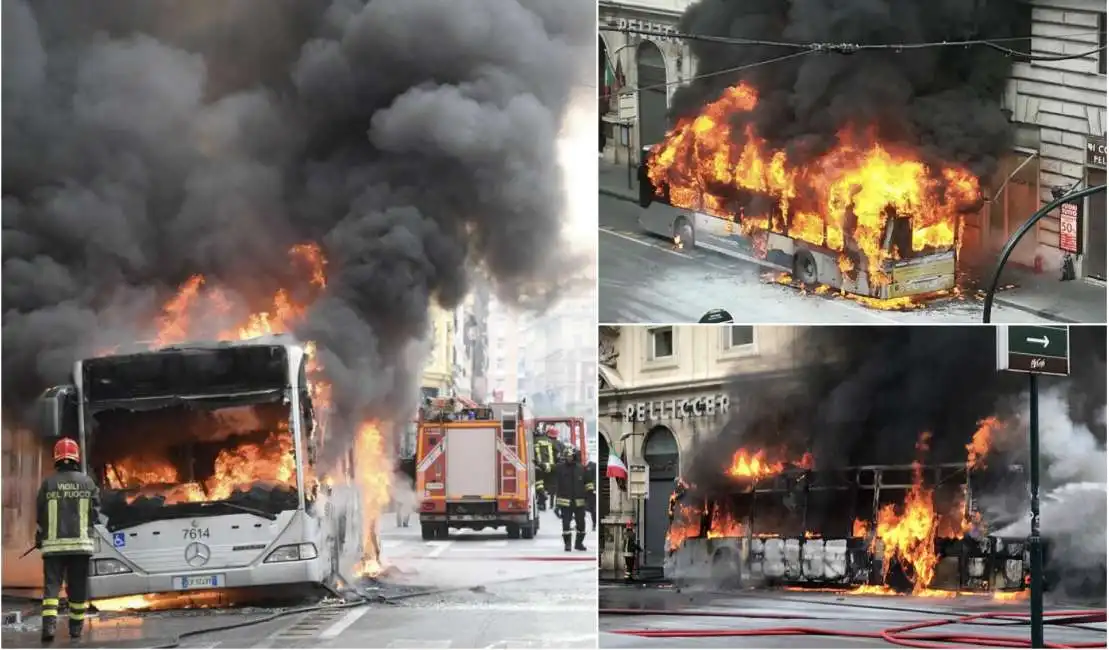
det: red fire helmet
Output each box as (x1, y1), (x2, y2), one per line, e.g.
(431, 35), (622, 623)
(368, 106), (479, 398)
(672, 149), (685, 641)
(545, 427), (559, 438)
(53, 438), (80, 464)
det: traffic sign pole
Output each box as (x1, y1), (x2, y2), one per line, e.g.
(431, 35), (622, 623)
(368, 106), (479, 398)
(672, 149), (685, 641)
(1029, 372), (1044, 648)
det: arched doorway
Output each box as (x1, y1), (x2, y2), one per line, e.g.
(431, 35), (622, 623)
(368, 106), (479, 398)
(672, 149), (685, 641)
(598, 433), (612, 523)
(642, 425), (679, 568)
(635, 40), (669, 153)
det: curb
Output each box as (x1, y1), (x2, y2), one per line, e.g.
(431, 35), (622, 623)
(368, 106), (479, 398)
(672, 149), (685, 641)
(992, 298), (1083, 324)
(599, 186), (637, 203)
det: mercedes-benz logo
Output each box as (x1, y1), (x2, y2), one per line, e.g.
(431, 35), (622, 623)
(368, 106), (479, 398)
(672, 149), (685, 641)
(184, 542), (211, 568)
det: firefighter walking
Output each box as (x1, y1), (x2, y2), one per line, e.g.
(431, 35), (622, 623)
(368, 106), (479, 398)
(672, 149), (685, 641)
(554, 447), (592, 552)
(533, 429), (556, 511)
(37, 438), (100, 642)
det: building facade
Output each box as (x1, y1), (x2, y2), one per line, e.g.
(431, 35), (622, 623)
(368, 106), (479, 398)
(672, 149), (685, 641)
(487, 296), (521, 402)
(420, 305), (455, 400)
(599, 0), (1105, 284)
(992, 0), (1106, 283)
(597, 325), (801, 572)
(599, 0), (694, 167)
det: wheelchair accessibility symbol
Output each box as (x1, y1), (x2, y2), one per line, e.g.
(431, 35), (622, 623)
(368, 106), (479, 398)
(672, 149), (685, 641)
(112, 532), (126, 548)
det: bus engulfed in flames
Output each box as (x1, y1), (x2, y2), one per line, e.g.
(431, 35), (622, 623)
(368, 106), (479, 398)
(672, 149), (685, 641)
(643, 81), (982, 305)
(664, 419), (1031, 597)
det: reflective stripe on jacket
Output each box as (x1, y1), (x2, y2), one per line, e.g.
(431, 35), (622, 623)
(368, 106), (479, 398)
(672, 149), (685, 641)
(37, 470), (100, 556)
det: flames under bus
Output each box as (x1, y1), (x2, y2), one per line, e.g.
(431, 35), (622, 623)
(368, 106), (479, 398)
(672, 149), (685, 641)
(33, 335), (362, 600)
(666, 462), (1032, 594)
(636, 146), (958, 301)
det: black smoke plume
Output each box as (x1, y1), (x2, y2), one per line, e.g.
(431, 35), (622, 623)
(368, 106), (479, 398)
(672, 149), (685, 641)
(2, 0), (593, 457)
(670, 0), (1027, 179)
(686, 326), (1106, 494)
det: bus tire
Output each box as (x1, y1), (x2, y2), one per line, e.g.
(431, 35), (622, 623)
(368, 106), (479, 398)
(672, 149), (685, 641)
(793, 249), (819, 287)
(673, 216), (694, 249)
(421, 524), (435, 540)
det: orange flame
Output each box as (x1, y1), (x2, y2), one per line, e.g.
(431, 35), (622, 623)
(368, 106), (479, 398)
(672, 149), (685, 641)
(966, 416), (999, 469)
(647, 81), (979, 291)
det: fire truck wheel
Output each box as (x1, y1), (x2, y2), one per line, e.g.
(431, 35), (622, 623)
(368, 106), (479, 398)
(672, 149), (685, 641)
(507, 524), (521, 539)
(521, 520), (536, 539)
(673, 216), (694, 249)
(436, 524), (449, 539)
(792, 249), (819, 287)
(421, 524), (435, 540)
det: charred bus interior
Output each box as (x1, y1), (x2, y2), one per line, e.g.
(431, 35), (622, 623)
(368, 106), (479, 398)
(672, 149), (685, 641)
(672, 463), (1034, 594)
(81, 344), (309, 530)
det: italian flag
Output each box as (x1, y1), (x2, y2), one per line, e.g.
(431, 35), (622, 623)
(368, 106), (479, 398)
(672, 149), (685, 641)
(602, 57), (624, 100)
(607, 452), (628, 479)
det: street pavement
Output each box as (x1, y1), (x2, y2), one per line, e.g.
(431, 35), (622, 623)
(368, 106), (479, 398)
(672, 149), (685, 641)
(1, 510), (597, 649)
(598, 584), (1108, 648)
(599, 187), (1106, 325)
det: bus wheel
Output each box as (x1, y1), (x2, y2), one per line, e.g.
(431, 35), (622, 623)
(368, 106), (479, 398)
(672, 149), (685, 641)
(673, 217), (694, 249)
(793, 250), (819, 287)
(712, 548), (742, 589)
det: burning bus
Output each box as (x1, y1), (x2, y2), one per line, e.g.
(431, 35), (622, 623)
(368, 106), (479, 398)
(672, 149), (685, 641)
(636, 82), (981, 306)
(664, 423), (1040, 596)
(31, 335), (365, 601)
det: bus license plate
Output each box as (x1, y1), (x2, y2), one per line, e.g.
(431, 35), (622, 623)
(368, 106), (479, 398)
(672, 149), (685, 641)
(173, 574), (225, 590)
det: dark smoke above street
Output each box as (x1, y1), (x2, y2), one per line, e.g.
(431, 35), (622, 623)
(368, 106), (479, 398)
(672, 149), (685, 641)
(671, 0), (1026, 179)
(1, 0), (593, 446)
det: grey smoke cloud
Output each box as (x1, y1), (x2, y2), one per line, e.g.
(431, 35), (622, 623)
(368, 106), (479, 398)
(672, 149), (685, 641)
(2, 0), (593, 458)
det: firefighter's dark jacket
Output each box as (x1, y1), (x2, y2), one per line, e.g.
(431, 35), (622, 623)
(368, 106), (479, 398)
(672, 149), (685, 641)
(554, 461), (592, 507)
(36, 470), (100, 556)
(585, 462), (597, 493)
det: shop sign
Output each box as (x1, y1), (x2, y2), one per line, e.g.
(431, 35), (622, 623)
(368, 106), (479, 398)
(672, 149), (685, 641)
(1059, 201), (1083, 255)
(615, 17), (678, 43)
(1086, 136), (1106, 169)
(624, 394), (729, 422)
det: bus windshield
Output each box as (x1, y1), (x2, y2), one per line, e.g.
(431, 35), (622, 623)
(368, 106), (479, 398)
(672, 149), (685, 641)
(91, 401), (300, 529)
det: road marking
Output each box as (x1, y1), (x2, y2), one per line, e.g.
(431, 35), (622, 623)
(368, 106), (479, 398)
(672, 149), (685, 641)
(318, 605), (371, 640)
(386, 641), (452, 648)
(600, 227), (692, 259)
(426, 541), (452, 557)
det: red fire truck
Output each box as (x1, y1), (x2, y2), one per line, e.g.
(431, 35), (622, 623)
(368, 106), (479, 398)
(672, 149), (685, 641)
(415, 398), (539, 540)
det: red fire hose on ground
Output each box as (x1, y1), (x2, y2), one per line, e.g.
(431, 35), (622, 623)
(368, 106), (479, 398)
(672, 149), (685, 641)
(601, 607), (1107, 648)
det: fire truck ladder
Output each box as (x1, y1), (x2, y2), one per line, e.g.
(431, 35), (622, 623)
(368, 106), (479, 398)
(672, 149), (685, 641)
(499, 405), (520, 497)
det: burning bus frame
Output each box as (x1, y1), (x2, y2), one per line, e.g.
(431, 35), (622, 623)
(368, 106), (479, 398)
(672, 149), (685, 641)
(665, 462), (1034, 595)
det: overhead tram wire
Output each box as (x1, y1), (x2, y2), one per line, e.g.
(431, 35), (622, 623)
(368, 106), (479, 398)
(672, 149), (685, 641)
(625, 49), (818, 95)
(603, 25), (1106, 62)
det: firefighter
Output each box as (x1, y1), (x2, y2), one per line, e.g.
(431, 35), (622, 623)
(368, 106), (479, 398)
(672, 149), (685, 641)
(546, 428), (563, 516)
(622, 521), (642, 581)
(554, 447), (590, 552)
(584, 458), (597, 531)
(533, 430), (556, 511)
(36, 438), (100, 642)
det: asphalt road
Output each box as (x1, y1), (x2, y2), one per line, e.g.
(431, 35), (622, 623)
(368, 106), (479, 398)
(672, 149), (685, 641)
(598, 584), (1108, 648)
(188, 509), (596, 648)
(598, 193), (1056, 325)
(2, 511), (597, 649)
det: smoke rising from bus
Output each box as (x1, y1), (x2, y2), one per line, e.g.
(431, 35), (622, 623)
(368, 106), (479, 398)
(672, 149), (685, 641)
(669, 0), (1026, 179)
(2, 0), (593, 451)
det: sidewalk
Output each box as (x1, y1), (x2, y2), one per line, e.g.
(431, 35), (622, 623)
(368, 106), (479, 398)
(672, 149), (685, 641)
(991, 266), (1106, 323)
(598, 161), (1106, 323)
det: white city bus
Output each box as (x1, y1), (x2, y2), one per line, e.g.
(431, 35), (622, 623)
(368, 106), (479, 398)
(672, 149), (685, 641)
(635, 145), (960, 302)
(34, 335), (362, 600)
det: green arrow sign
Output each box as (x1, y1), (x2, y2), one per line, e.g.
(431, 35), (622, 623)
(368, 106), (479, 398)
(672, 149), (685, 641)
(997, 326), (1070, 376)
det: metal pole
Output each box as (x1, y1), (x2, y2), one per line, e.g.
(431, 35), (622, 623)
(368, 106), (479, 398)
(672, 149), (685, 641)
(1029, 372), (1044, 648)
(982, 184), (1106, 323)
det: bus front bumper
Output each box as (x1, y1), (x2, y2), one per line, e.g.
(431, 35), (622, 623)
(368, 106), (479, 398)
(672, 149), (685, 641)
(89, 557), (328, 600)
